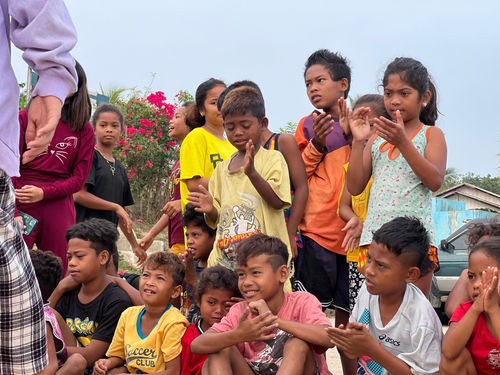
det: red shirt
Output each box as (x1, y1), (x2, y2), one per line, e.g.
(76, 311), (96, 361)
(450, 301), (500, 374)
(181, 321), (206, 375)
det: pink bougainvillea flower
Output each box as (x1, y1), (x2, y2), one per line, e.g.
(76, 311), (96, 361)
(136, 146), (142, 151)
(126, 127), (136, 134)
(118, 139), (125, 145)
(146, 160), (152, 167)
(163, 147), (168, 152)
(126, 113), (132, 117)
(137, 128), (146, 134)
(158, 132), (162, 138)
(121, 151), (125, 157)
(140, 118), (152, 128)
(168, 141), (177, 146)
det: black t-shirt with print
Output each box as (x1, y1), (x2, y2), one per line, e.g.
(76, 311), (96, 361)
(55, 282), (132, 346)
(75, 150), (134, 225)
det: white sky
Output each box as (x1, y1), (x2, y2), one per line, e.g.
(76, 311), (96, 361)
(10, 0), (500, 175)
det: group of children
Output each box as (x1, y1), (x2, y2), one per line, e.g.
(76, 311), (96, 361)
(18, 47), (500, 375)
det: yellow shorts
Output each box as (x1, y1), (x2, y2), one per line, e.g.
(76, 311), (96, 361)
(169, 243), (185, 255)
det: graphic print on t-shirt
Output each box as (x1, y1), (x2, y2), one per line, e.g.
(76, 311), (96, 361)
(217, 193), (261, 268)
(357, 309), (385, 375)
(66, 316), (97, 346)
(210, 153), (223, 168)
(52, 136), (78, 163)
(249, 330), (291, 375)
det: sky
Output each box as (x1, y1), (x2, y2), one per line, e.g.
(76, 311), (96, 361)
(10, 0), (500, 176)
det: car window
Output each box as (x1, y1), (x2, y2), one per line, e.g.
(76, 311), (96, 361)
(448, 232), (468, 251)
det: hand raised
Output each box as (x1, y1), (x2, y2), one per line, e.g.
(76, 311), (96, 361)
(348, 107), (371, 143)
(373, 110), (408, 147)
(312, 111), (334, 148)
(481, 266), (499, 314)
(337, 97), (351, 135)
(187, 185), (213, 214)
(244, 140), (256, 176)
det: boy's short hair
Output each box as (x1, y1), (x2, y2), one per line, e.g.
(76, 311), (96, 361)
(466, 217), (500, 248)
(236, 234), (288, 271)
(195, 266), (240, 303)
(182, 203), (216, 237)
(29, 250), (62, 301)
(66, 218), (118, 265)
(372, 217), (432, 274)
(470, 237), (500, 264)
(304, 49), (351, 98)
(91, 103), (124, 129)
(144, 252), (185, 286)
(217, 80), (263, 112)
(221, 86), (265, 122)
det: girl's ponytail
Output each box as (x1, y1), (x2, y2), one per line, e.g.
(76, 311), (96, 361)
(420, 79), (438, 125)
(61, 61), (91, 132)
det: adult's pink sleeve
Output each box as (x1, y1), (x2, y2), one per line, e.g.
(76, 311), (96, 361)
(42, 123), (94, 200)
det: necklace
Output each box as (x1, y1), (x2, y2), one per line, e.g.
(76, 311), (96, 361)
(96, 148), (116, 176)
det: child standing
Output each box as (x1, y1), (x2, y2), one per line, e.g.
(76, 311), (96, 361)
(73, 103), (145, 264)
(217, 80), (308, 260)
(181, 266), (239, 375)
(191, 234), (333, 375)
(94, 252), (189, 375)
(347, 57), (447, 297)
(187, 86), (292, 271)
(13, 61), (95, 274)
(294, 49), (353, 372)
(139, 102), (198, 255)
(180, 79), (236, 211)
(337, 94), (388, 311)
(328, 217), (443, 374)
(53, 218), (132, 373)
(441, 238), (500, 375)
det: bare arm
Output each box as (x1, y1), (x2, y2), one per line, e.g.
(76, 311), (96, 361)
(278, 134), (308, 258)
(442, 314), (479, 359)
(67, 339), (110, 368)
(140, 214), (169, 250)
(278, 319), (332, 348)
(185, 176), (209, 194)
(109, 276), (143, 306)
(36, 323), (59, 375)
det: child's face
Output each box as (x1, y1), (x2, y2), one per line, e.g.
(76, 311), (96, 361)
(95, 111), (122, 147)
(185, 224), (214, 261)
(383, 74), (429, 124)
(201, 85), (225, 127)
(237, 254), (288, 303)
(199, 288), (234, 329)
(305, 64), (347, 111)
(168, 107), (190, 142)
(224, 112), (264, 152)
(139, 265), (180, 307)
(467, 249), (500, 302)
(67, 238), (109, 283)
(364, 241), (412, 296)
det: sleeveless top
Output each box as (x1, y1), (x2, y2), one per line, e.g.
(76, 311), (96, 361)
(360, 124), (435, 246)
(44, 304), (68, 367)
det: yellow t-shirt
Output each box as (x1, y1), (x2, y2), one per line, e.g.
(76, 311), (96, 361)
(106, 305), (188, 374)
(206, 147), (291, 269)
(340, 163), (373, 262)
(180, 127), (236, 210)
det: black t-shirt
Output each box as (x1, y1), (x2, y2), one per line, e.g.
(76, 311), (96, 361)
(75, 150), (134, 225)
(55, 282), (132, 346)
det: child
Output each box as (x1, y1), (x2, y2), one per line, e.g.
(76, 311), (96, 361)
(191, 234), (333, 375)
(180, 79), (236, 211)
(181, 266), (239, 375)
(337, 94), (388, 311)
(294, 49), (353, 372)
(347, 57), (447, 297)
(445, 218), (500, 318)
(73, 103), (145, 264)
(94, 252), (189, 375)
(29, 250), (76, 374)
(187, 86), (292, 272)
(53, 218), (132, 373)
(441, 238), (500, 375)
(13, 61), (95, 274)
(139, 102), (199, 255)
(327, 217), (443, 374)
(217, 80), (308, 260)
(181, 203), (217, 321)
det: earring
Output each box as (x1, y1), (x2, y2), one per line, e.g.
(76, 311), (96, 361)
(423, 103), (427, 107)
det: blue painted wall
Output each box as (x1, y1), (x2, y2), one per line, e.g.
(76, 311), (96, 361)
(433, 198), (496, 243)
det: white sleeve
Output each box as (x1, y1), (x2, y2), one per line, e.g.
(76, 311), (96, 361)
(398, 326), (442, 375)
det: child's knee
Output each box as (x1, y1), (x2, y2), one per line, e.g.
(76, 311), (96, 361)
(63, 353), (87, 374)
(283, 337), (313, 357)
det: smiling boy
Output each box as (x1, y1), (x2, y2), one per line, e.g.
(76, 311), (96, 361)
(327, 217), (442, 375)
(191, 234), (333, 375)
(94, 252), (189, 375)
(187, 86), (292, 272)
(54, 218), (132, 374)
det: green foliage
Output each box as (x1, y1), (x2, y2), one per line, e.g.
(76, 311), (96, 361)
(100, 84), (129, 104)
(439, 168), (500, 195)
(177, 90), (194, 103)
(19, 83), (27, 109)
(278, 121), (298, 134)
(115, 91), (183, 224)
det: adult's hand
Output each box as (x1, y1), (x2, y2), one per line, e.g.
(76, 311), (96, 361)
(22, 95), (63, 164)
